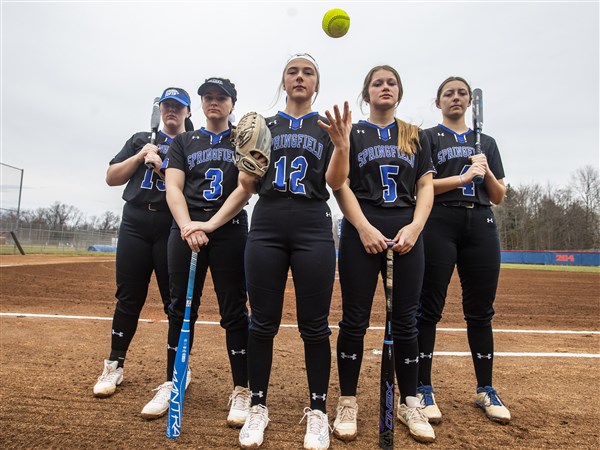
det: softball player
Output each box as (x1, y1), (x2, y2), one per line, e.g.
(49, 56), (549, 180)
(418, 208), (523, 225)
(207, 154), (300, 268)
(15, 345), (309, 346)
(237, 54), (336, 450)
(93, 88), (192, 398)
(323, 65), (436, 444)
(416, 76), (511, 424)
(140, 78), (253, 427)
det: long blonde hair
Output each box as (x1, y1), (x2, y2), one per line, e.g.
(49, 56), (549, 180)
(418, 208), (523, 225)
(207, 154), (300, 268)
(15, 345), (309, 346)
(361, 65), (421, 156)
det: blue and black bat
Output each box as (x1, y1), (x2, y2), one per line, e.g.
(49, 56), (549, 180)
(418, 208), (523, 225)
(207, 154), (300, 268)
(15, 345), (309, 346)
(166, 251), (197, 439)
(472, 88), (485, 185)
(146, 97), (161, 169)
(379, 245), (394, 450)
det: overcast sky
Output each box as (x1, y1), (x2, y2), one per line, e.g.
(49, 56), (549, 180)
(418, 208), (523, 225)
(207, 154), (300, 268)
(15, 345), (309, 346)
(2, 0), (598, 220)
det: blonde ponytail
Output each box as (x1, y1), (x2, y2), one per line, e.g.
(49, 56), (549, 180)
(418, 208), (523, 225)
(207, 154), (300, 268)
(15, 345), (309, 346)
(395, 118), (421, 156)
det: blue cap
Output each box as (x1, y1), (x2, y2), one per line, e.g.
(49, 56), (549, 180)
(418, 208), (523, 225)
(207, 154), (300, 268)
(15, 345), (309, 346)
(159, 87), (191, 106)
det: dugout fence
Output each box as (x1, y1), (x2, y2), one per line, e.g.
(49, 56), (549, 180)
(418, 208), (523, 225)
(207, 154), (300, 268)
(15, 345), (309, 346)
(0, 224), (117, 254)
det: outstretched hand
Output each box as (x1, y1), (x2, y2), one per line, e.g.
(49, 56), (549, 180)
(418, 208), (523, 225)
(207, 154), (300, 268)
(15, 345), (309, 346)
(318, 101), (352, 149)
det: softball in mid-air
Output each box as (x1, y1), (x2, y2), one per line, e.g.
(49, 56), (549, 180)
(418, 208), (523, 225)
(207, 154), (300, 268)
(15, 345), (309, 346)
(322, 8), (350, 38)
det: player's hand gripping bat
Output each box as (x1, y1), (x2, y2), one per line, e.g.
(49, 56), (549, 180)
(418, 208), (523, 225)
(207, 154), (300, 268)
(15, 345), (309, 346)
(146, 97), (161, 169)
(472, 88), (485, 185)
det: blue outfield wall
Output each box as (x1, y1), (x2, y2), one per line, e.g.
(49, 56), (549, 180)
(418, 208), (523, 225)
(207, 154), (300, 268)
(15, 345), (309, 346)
(501, 250), (600, 266)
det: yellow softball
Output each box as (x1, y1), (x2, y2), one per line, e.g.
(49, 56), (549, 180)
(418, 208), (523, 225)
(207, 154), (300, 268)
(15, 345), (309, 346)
(322, 8), (350, 38)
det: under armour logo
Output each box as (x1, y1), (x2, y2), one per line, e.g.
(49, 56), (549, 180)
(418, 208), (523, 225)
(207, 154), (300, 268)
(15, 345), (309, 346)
(167, 344), (177, 352)
(340, 352), (357, 360)
(268, 120), (277, 126)
(230, 349), (246, 355)
(232, 219), (240, 225)
(419, 352), (433, 359)
(487, 218), (494, 223)
(192, 135), (200, 139)
(404, 357), (419, 364)
(437, 132), (444, 136)
(357, 129), (365, 134)
(477, 353), (492, 360)
(325, 212), (331, 218)
(111, 329), (124, 338)
(251, 391), (264, 398)
(311, 393), (327, 401)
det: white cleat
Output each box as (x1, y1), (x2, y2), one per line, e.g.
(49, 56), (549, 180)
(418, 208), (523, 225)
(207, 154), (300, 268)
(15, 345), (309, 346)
(475, 386), (511, 424)
(332, 396), (358, 442)
(416, 384), (442, 424)
(239, 404), (269, 449)
(140, 369), (191, 420)
(301, 407), (331, 450)
(397, 396), (436, 443)
(228, 386), (251, 428)
(93, 360), (123, 398)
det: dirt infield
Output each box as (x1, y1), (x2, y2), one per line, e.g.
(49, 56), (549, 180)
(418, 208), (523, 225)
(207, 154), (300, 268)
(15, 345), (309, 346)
(1, 255), (598, 449)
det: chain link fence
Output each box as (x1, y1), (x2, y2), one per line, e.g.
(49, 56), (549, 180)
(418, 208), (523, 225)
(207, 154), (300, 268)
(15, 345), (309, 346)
(1, 223), (118, 254)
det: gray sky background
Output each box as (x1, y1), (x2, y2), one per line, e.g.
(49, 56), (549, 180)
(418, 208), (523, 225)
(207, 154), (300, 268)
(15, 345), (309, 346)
(2, 0), (599, 220)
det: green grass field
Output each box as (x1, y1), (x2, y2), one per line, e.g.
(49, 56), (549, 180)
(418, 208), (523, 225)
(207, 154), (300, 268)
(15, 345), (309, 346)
(0, 245), (115, 256)
(1, 245), (597, 272)
(501, 263), (599, 273)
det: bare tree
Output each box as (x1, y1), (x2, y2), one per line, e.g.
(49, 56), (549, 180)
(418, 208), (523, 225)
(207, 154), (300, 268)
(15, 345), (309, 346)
(93, 211), (121, 231)
(45, 202), (83, 230)
(575, 165), (600, 214)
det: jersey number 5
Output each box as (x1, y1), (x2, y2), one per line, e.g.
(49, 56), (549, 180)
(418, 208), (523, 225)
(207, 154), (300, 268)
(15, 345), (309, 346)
(380, 165), (399, 203)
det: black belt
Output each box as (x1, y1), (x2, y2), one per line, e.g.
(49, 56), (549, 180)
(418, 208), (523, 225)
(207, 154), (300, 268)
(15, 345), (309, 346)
(440, 202), (490, 209)
(129, 202), (169, 212)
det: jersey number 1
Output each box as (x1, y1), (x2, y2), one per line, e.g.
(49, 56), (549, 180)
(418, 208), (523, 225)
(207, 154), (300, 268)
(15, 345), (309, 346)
(141, 168), (166, 191)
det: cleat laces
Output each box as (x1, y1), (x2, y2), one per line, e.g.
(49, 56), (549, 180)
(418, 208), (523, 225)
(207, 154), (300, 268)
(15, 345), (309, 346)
(483, 387), (503, 406)
(229, 389), (250, 410)
(97, 365), (119, 383)
(336, 404), (357, 423)
(419, 386), (436, 407)
(150, 382), (172, 403)
(247, 406), (268, 431)
(404, 406), (429, 425)
(300, 407), (332, 434)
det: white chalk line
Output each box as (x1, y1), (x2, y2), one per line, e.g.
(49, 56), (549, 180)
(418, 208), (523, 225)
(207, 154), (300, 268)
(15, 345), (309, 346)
(1, 312), (598, 336)
(370, 349), (600, 358)
(2, 312), (597, 359)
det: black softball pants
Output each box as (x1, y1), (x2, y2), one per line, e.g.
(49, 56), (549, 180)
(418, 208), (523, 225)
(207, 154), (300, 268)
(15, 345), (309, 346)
(417, 204), (500, 388)
(166, 209), (249, 384)
(245, 197), (335, 411)
(337, 205), (423, 401)
(111, 203), (172, 357)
